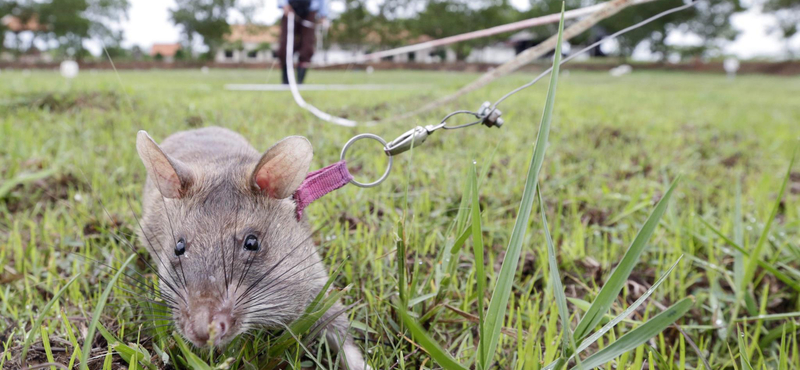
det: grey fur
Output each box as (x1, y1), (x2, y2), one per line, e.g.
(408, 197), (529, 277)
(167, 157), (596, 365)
(136, 127), (366, 370)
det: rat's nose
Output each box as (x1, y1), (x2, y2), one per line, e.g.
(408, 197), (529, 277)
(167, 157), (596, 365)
(186, 308), (233, 346)
(211, 312), (232, 339)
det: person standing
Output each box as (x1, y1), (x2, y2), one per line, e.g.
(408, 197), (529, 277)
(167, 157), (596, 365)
(277, 0), (328, 84)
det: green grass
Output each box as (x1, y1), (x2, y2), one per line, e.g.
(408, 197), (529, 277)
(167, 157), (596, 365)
(1, 66), (799, 369)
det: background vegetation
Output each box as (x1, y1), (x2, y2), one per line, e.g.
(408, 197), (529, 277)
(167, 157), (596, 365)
(2, 0), (799, 61)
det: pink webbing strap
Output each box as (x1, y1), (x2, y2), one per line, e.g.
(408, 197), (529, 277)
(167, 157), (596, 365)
(293, 160), (353, 219)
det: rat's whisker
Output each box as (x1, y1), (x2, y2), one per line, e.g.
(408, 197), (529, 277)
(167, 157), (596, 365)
(37, 176), (187, 305)
(73, 253), (177, 305)
(126, 195), (190, 299)
(238, 248), (329, 308)
(142, 150), (187, 288)
(229, 197), (241, 291)
(235, 234), (318, 305)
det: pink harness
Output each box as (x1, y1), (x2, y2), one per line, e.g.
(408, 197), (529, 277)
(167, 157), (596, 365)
(293, 160), (353, 219)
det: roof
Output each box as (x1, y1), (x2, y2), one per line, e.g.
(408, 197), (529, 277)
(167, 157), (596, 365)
(225, 24), (279, 44)
(2, 15), (47, 32)
(150, 43), (182, 57)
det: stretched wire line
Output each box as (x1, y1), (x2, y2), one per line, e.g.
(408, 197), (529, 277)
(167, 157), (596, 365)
(491, 0), (700, 108)
(285, 12), (358, 127)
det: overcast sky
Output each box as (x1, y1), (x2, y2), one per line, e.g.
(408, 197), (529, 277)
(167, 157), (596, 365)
(112, 0), (799, 60)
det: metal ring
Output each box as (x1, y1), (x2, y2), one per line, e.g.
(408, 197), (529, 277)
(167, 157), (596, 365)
(340, 134), (393, 188)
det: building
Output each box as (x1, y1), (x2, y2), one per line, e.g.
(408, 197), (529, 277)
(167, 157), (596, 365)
(1, 15), (52, 62)
(216, 24), (279, 63)
(150, 43), (182, 62)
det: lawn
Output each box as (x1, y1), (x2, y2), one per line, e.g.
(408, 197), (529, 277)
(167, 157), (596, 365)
(1, 68), (799, 369)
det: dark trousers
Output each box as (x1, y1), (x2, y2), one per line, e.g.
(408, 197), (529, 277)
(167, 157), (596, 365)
(278, 11), (316, 68)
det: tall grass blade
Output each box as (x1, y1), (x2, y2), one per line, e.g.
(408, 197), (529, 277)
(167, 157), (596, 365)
(698, 218), (800, 292)
(481, 5), (565, 368)
(80, 254), (137, 370)
(733, 179), (744, 294)
(737, 330), (754, 370)
(470, 162), (487, 367)
(573, 297), (693, 370)
(742, 153), (795, 288)
(573, 177), (680, 341)
(575, 256), (683, 354)
(398, 308), (469, 370)
(538, 188), (573, 356)
(172, 332), (214, 370)
(21, 274), (79, 366)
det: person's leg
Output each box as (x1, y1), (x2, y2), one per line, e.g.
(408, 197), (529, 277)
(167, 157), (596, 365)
(278, 14), (289, 84)
(297, 12), (317, 84)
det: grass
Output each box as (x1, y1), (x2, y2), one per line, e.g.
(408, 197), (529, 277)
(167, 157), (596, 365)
(0, 64), (798, 370)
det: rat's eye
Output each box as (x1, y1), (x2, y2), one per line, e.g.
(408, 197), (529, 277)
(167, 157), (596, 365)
(175, 238), (186, 256)
(243, 235), (259, 251)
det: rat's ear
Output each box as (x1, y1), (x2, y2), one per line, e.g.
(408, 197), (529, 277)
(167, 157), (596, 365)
(252, 136), (313, 199)
(136, 130), (193, 199)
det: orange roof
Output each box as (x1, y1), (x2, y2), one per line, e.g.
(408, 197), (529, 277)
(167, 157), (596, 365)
(225, 24), (279, 44)
(2, 15), (47, 32)
(150, 43), (182, 57)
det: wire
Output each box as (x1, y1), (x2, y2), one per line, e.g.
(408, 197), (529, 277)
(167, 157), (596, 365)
(491, 1), (699, 108)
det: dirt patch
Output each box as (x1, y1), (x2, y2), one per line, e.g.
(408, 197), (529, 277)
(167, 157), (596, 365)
(1, 170), (87, 214)
(185, 115), (204, 127)
(11, 91), (123, 113)
(578, 201), (611, 226)
(790, 172), (800, 195)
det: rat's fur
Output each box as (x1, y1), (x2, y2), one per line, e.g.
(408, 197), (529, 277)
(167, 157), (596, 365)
(136, 127), (366, 370)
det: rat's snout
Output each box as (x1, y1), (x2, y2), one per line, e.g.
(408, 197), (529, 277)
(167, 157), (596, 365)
(183, 304), (234, 347)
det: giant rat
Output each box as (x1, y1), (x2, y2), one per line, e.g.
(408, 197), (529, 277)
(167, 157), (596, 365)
(135, 126), (366, 369)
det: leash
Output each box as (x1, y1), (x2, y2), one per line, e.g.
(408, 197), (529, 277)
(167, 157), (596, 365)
(285, 12), (358, 127)
(293, 104), (500, 219)
(291, 0), (700, 219)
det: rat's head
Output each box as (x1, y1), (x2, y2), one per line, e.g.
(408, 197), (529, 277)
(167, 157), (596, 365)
(135, 131), (318, 347)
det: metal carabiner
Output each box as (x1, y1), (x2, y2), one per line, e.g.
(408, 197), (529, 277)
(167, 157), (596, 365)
(384, 125), (438, 156)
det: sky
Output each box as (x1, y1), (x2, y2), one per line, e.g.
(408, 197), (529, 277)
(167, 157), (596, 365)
(112, 0), (799, 60)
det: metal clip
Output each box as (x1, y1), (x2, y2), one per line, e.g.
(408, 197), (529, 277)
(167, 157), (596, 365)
(384, 125), (437, 156)
(478, 101), (504, 128)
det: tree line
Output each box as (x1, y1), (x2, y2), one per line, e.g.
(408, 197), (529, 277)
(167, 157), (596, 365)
(1, 0), (797, 61)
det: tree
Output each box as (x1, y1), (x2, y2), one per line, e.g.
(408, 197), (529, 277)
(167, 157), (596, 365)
(170, 0), (253, 58)
(411, 0), (522, 59)
(35, 0), (129, 59)
(762, 0), (800, 56)
(0, 0), (40, 55)
(524, 0), (743, 60)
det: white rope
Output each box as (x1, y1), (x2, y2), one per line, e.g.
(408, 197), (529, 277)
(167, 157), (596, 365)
(285, 12), (358, 127)
(225, 84), (422, 91)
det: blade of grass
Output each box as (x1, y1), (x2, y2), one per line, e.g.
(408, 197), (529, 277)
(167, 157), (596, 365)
(470, 162), (487, 368)
(397, 220), (408, 308)
(538, 187), (574, 358)
(733, 178), (744, 294)
(737, 330), (754, 370)
(697, 218), (800, 292)
(398, 307), (469, 370)
(573, 297), (693, 370)
(79, 254), (137, 370)
(21, 274), (80, 365)
(172, 332), (214, 370)
(573, 177), (680, 342)
(1, 329), (14, 369)
(742, 153), (795, 289)
(481, 5), (565, 368)
(575, 256), (683, 355)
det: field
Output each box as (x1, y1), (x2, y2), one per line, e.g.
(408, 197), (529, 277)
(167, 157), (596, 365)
(1, 68), (799, 369)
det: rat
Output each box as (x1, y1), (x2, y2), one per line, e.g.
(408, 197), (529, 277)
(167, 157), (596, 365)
(135, 126), (367, 370)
